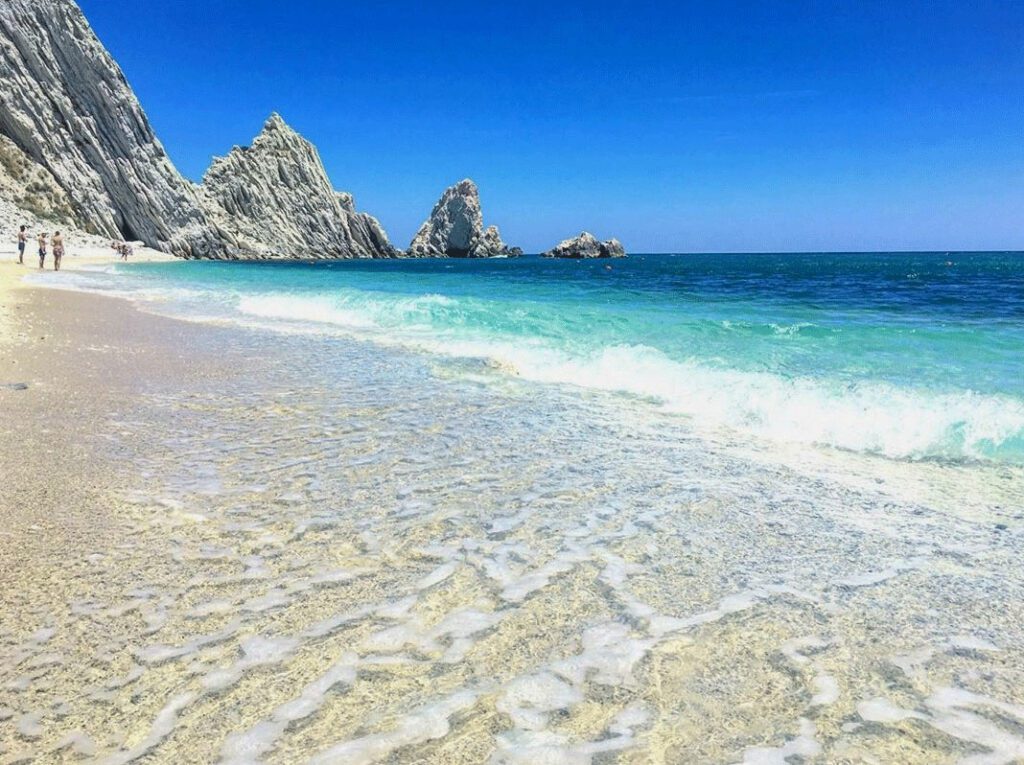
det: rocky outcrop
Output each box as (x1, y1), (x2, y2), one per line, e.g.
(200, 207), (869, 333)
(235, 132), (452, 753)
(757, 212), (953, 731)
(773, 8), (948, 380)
(541, 232), (626, 259)
(0, 134), (78, 226)
(199, 114), (397, 259)
(408, 179), (520, 258)
(0, 0), (224, 257)
(0, 0), (541, 262)
(339, 195), (396, 260)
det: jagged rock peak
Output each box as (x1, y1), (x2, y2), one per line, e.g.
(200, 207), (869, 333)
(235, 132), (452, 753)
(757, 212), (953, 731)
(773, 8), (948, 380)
(264, 112), (288, 130)
(541, 231), (626, 259)
(408, 179), (520, 258)
(0, 0), (223, 257)
(199, 113), (396, 259)
(252, 113), (307, 147)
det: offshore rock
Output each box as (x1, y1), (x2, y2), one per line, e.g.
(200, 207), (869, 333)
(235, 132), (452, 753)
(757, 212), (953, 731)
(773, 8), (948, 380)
(0, 0), (224, 257)
(408, 179), (518, 258)
(200, 114), (397, 259)
(541, 231), (626, 259)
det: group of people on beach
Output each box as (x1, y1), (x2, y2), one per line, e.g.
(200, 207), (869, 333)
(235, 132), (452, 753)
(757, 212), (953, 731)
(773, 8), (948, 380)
(17, 225), (65, 271)
(12, 225), (135, 270)
(111, 240), (134, 260)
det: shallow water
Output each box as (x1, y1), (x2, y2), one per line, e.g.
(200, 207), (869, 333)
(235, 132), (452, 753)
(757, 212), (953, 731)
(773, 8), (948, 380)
(36, 252), (1024, 462)
(5, 256), (1024, 763)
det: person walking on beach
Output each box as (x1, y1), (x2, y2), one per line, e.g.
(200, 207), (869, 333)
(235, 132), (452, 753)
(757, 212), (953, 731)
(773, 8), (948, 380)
(37, 231), (47, 269)
(111, 240), (131, 260)
(52, 231), (64, 271)
(16, 225), (27, 264)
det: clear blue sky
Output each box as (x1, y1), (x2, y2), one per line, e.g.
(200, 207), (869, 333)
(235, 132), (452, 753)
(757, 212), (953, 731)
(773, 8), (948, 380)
(79, 0), (1023, 252)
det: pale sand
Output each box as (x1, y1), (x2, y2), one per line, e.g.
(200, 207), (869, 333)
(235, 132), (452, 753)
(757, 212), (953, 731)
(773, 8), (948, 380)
(0, 274), (249, 762)
(0, 259), (227, 595)
(0, 207), (176, 347)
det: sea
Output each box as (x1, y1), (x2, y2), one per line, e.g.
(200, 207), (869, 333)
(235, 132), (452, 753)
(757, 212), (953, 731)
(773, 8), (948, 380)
(19, 251), (1024, 763)
(44, 251), (1024, 463)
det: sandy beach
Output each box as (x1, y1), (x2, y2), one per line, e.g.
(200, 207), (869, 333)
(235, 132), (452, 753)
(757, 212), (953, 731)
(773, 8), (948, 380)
(1, 253), (1023, 764)
(0, 234), (182, 555)
(0, 273), (208, 760)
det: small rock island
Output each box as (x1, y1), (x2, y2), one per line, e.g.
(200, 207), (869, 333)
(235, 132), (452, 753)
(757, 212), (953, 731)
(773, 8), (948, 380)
(408, 179), (521, 258)
(541, 232), (626, 259)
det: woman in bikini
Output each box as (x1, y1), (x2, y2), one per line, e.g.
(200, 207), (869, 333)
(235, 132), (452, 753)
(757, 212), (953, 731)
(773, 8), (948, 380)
(52, 231), (64, 271)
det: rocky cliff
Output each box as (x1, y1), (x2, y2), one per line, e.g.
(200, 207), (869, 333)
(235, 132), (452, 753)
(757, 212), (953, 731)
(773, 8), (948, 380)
(199, 114), (397, 259)
(0, 0), (224, 257)
(408, 179), (520, 258)
(0, 0), (607, 263)
(541, 232), (626, 259)
(0, 134), (78, 226)
(0, 1), (394, 261)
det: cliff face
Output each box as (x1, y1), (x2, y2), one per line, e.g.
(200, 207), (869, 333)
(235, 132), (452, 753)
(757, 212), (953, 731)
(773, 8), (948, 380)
(0, 0), (596, 262)
(0, 0), (223, 257)
(0, 134), (78, 226)
(199, 114), (396, 259)
(408, 179), (520, 258)
(338, 193), (396, 260)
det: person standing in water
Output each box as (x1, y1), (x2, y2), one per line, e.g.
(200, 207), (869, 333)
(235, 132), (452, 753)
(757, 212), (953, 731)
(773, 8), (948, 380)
(52, 231), (64, 271)
(37, 231), (47, 269)
(16, 225), (27, 264)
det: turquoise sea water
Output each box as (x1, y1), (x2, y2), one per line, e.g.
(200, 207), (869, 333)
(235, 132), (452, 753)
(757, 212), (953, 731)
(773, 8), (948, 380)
(49, 252), (1024, 462)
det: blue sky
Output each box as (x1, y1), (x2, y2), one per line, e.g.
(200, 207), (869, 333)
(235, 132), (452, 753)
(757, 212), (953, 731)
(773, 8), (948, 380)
(79, 0), (1023, 252)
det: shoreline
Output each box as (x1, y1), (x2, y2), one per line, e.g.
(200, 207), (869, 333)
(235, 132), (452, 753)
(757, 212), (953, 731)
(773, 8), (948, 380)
(2, 263), (1024, 763)
(5, 260), (1021, 530)
(9, 255), (1020, 523)
(0, 259), (239, 606)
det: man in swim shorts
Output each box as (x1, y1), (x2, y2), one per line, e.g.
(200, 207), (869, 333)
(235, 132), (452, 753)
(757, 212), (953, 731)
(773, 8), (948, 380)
(37, 232), (47, 269)
(17, 225), (26, 264)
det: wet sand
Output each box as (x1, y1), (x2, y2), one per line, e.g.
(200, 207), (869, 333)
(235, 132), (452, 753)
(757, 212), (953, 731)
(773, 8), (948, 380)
(0, 275), (245, 761)
(2, 268), (1024, 764)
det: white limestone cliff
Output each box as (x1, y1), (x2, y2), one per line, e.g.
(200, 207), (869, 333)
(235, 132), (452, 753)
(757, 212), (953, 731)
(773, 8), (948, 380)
(0, 0), (224, 257)
(0, 134), (78, 227)
(0, 0), (613, 264)
(199, 114), (397, 259)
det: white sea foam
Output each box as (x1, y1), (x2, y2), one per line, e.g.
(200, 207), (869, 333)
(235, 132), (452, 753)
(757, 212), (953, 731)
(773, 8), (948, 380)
(306, 690), (478, 765)
(856, 687), (1024, 764)
(104, 692), (196, 765)
(228, 291), (1024, 462)
(736, 718), (821, 764)
(38, 269), (1024, 462)
(220, 654), (359, 765)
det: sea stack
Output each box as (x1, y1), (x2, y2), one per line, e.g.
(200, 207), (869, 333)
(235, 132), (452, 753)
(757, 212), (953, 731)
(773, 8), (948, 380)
(541, 232), (626, 259)
(408, 179), (521, 258)
(200, 114), (397, 259)
(0, 0), (224, 257)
